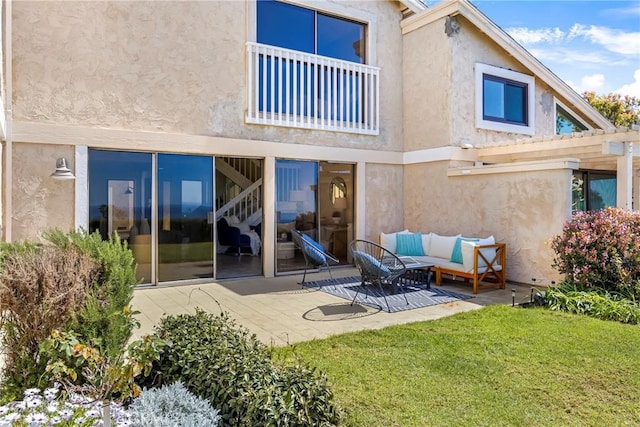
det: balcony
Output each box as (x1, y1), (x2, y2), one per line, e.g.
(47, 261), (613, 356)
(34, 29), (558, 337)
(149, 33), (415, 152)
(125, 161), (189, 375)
(246, 42), (380, 136)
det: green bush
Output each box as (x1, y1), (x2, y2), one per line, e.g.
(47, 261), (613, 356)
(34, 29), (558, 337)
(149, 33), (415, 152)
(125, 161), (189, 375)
(129, 381), (221, 427)
(45, 229), (138, 359)
(0, 230), (138, 400)
(550, 207), (640, 297)
(0, 242), (99, 400)
(545, 282), (640, 324)
(141, 309), (340, 427)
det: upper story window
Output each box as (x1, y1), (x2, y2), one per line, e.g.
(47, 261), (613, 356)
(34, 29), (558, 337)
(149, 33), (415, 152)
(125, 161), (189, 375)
(475, 63), (535, 135)
(247, 0), (379, 135)
(555, 101), (588, 135)
(257, 0), (366, 63)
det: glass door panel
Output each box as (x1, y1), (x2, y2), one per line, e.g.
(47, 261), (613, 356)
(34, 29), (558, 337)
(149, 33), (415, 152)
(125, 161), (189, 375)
(319, 162), (354, 265)
(88, 150), (153, 284)
(275, 160), (318, 273)
(157, 154), (214, 282)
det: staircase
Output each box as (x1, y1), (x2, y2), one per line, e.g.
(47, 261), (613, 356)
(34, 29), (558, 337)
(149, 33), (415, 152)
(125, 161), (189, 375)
(216, 157), (262, 224)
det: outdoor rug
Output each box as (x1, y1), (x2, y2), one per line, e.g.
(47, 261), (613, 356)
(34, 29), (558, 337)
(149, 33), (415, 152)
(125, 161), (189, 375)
(304, 276), (473, 313)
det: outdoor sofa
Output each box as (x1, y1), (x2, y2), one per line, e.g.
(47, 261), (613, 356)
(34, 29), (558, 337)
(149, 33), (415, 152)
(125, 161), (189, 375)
(380, 230), (506, 294)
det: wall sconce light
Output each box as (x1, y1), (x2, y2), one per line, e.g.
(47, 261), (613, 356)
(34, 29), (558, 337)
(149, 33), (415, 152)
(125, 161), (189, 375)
(50, 157), (75, 180)
(125, 186), (134, 195)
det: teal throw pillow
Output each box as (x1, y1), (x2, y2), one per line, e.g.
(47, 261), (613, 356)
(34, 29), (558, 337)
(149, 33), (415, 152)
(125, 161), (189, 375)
(451, 237), (479, 264)
(396, 233), (424, 256)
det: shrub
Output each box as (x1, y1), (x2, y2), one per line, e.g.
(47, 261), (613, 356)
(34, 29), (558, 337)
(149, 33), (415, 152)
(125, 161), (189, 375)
(550, 207), (640, 297)
(128, 381), (220, 427)
(141, 309), (340, 427)
(0, 230), (139, 401)
(0, 243), (99, 399)
(45, 229), (139, 359)
(544, 282), (640, 324)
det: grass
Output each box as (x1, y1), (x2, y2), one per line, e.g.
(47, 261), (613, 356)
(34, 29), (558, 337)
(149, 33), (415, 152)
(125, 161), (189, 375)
(279, 306), (640, 426)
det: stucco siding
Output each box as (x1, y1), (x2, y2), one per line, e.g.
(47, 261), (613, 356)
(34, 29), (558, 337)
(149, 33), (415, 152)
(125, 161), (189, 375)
(12, 143), (75, 242)
(448, 16), (569, 145)
(12, 0), (404, 151)
(403, 161), (568, 284)
(402, 18), (452, 151)
(365, 163), (404, 241)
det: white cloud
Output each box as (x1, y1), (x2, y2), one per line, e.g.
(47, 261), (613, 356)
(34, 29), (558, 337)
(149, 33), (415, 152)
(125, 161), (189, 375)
(569, 24), (640, 56)
(505, 27), (565, 44)
(527, 47), (610, 65)
(615, 69), (640, 98)
(582, 74), (605, 91)
(566, 74), (606, 94)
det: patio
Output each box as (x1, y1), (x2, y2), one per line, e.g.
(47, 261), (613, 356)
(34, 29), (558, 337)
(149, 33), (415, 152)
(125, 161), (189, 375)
(131, 267), (533, 346)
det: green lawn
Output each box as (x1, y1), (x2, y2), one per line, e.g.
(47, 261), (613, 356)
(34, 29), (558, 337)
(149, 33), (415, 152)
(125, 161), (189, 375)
(279, 306), (640, 426)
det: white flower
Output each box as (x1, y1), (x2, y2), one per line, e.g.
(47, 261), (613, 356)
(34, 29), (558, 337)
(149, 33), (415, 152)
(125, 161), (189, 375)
(14, 400), (27, 410)
(0, 406), (9, 415)
(23, 388), (41, 397)
(49, 415), (62, 424)
(85, 408), (101, 418)
(43, 388), (59, 401)
(25, 396), (43, 408)
(46, 402), (59, 413)
(58, 407), (74, 420)
(24, 411), (47, 423)
(2, 412), (21, 422)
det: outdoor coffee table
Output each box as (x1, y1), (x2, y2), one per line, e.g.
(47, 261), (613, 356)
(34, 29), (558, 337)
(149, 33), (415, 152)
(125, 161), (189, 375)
(398, 257), (434, 290)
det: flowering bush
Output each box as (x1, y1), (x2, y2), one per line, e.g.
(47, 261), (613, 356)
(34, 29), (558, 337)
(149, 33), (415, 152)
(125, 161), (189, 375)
(550, 207), (640, 296)
(0, 385), (130, 426)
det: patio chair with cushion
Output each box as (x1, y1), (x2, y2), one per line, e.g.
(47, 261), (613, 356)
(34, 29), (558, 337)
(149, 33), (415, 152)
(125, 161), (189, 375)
(349, 239), (408, 312)
(291, 229), (339, 288)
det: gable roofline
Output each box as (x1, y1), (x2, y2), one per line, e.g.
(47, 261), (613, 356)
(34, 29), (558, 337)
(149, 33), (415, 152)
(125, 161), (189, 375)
(401, 0), (615, 131)
(399, 0), (428, 14)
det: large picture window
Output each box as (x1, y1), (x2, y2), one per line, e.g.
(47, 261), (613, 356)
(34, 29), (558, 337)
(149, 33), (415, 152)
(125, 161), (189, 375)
(257, 0), (365, 63)
(475, 63), (535, 135)
(572, 170), (617, 212)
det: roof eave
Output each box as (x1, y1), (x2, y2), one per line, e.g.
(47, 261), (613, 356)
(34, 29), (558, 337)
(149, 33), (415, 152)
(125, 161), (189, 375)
(401, 0), (615, 131)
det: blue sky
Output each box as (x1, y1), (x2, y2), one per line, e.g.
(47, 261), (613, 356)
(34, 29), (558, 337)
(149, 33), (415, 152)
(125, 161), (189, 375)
(424, 0), (640, 97)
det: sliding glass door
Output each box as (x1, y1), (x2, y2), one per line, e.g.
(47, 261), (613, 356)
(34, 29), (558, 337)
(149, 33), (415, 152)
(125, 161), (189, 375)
(157, 154), (214, 282)
(89, 150), (215, 284)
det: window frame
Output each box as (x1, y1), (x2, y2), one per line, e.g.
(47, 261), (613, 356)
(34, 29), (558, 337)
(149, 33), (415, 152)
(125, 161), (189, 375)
(555, 98), (590, 135)
(475, 63), (535, 135)
(253, 0), (374, 65)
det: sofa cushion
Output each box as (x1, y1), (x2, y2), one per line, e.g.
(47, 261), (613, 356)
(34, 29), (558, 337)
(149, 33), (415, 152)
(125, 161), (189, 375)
(421, 232), (432, 256)
(396, 233), (424, 256)
(451, 237), (479, 264)
(380, 229), (409, 253)
(461, 239), (499, 272)
(429, 233), (460, 259)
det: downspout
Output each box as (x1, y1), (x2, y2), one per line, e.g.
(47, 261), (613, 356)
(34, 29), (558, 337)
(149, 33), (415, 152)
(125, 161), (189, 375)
(3, 0), (12, 242)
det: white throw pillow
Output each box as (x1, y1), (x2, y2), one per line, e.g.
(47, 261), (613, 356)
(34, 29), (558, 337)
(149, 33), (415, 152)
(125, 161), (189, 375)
(237, 222), (251, 233)
(461, 240), (498, 272)
(429, 233), (461, 259)
(380, 229), (409, 253)
(421, 232), (432, 256)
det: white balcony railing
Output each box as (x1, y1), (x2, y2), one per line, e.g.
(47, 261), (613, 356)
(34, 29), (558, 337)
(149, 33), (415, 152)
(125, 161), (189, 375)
(246, 42), (380, 135)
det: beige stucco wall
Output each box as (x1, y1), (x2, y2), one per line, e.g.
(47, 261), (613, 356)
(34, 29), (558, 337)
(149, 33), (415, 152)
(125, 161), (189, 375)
(402, 16), (452, 151)
(365, 163), (403, 241)
(11, 143), (75, 242)
(403, 161), (570, 284)
(402, 15), (588, 149)
(11, 0), (404, 152)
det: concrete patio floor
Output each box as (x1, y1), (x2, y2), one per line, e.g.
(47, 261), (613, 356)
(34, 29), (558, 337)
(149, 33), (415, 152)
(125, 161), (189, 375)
(131, 267), (534, 346)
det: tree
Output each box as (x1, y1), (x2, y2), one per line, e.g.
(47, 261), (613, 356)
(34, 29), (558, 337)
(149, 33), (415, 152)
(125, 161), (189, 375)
(582, 91), (640, 128)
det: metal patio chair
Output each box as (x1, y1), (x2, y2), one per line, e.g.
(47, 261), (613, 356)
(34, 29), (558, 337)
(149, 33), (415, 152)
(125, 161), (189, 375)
(291, 229), (339, 289)
(349, 239), (408, 312)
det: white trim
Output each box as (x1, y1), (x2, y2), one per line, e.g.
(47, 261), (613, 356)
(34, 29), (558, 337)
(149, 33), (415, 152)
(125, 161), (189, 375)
(475, 63), (535, 136)
(74, 146), (89, 231)
(448, 158), (580, 176)
(12, 121), (403, 165)
(403, 146), (477, 164)
(554, 97), (592, 134)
